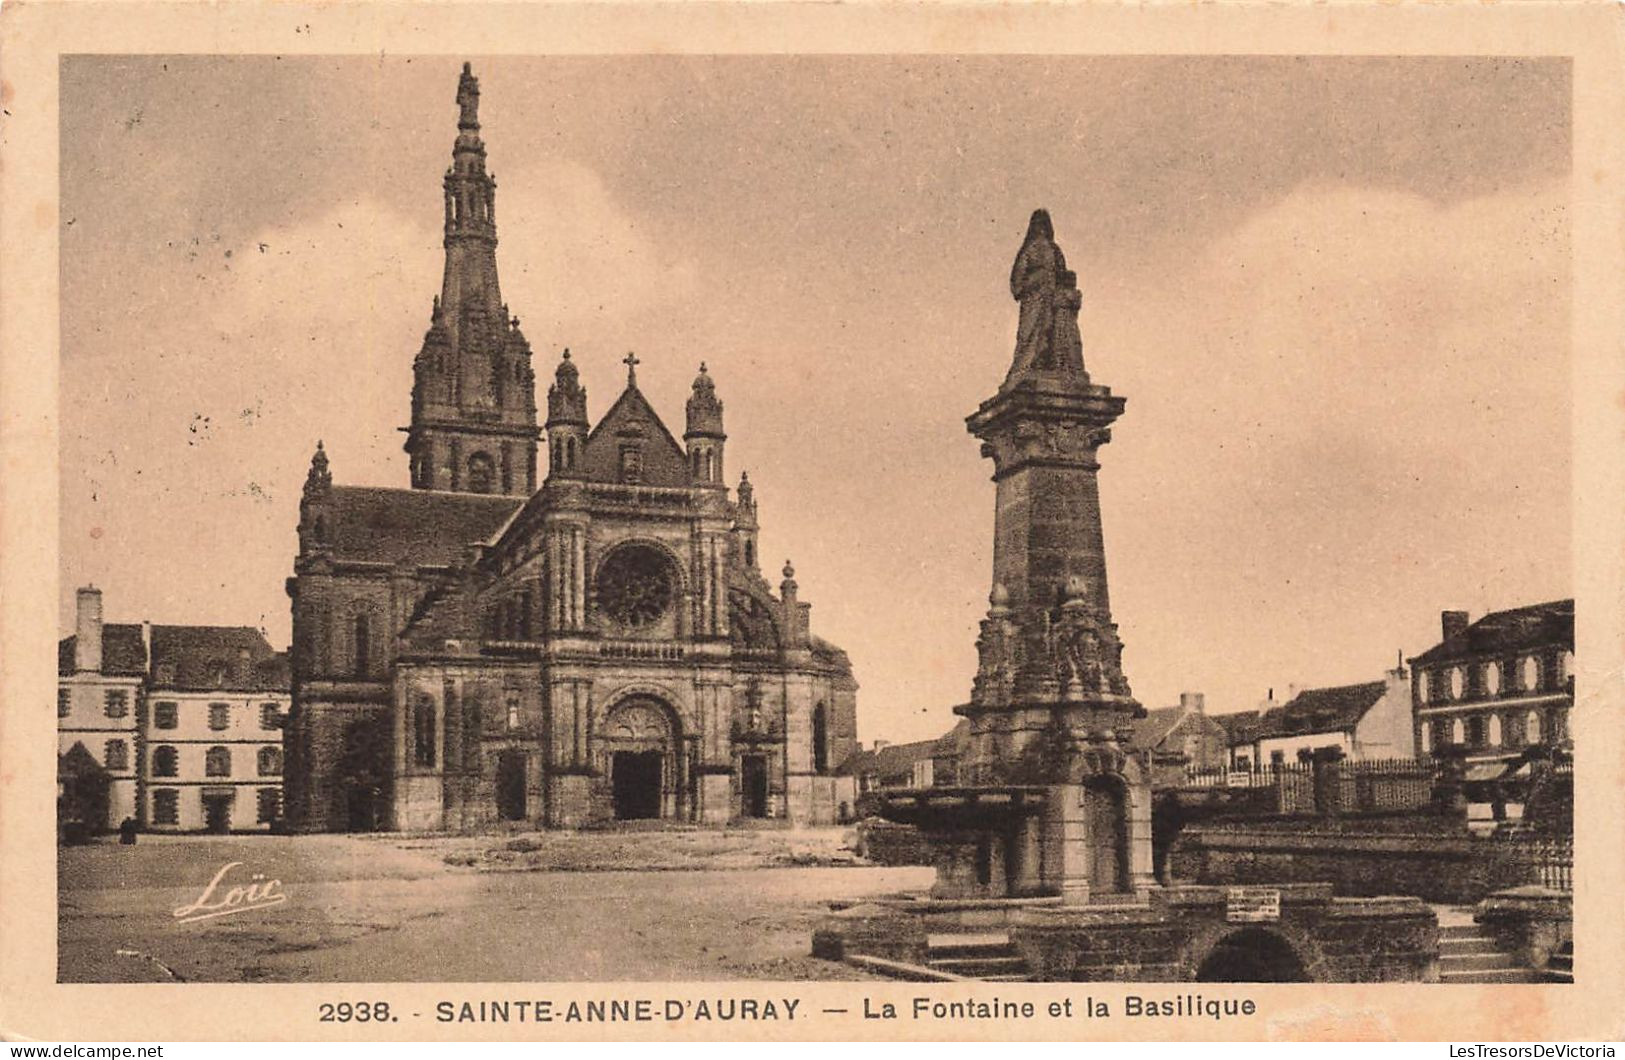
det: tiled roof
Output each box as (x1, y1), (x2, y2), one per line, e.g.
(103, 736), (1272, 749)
(149, 626), (290, 692)
(326, 486), (519, 567)
(1255, 681), (1387, 740)
(1128, 706), (1187, 752)
(1410, 599), (1574, 665)
(838, 738), (937, 780)
(57, 624), (148, 677)
(1214, 709), (1264, 747)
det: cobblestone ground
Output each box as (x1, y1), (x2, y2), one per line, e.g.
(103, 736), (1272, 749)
(57, 829), (932, 983)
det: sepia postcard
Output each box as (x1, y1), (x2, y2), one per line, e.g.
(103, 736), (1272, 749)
(2, 0), (1623, 1044)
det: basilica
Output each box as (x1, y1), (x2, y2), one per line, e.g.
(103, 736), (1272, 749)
(282, 64), (859, 833)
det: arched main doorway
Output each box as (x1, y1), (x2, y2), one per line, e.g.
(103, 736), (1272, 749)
(1195, 928), (1310, 982)
(602, 697), (680, 821)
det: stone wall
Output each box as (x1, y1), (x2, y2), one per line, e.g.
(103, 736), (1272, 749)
(854, 819), (935, 865)
(1171, 815), (1565, 903)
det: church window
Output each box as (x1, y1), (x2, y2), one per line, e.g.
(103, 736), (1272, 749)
(152, 789), (179, 825)
(205, 746), (232, 777)
(567, 437), (578, 468)
(58, 687), (71, 718)
(209, 702), (230, 731)
(152, 745), (178, 777)
(104, 689), (129, 718)
(104, 739), (128, 771)
(257, 788), (281, 824)
(505, 691), (521, 732)
(467, 452), (495, 494)
(596, 544), (676, 628)
(1420, 722), (1431, 754)
(414, 695), (436, 767)
(812, 703), (829, 774)
(354, 613), (371, 678)
(744, 541), (755, 568)
(258, 746), (282, 776)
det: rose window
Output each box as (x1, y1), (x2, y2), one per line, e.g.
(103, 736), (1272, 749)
(596, 544), (675, 628)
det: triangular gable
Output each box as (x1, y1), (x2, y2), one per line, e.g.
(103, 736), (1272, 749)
(580, 385), (689, 487)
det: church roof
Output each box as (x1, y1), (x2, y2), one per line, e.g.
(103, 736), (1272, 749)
(580, 383), (689, 486)
(325, 485), (519, 566)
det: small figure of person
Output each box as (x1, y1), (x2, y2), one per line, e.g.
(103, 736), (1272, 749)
(118, 816), (138, 845)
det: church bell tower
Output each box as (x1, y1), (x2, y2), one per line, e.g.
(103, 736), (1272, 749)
(404, 63), (540, 497)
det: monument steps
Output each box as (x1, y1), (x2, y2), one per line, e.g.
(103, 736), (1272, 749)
(1542, 943), (1573, 983)
(923, 933), (1034, 982)
(1436, 924), (1537, 983)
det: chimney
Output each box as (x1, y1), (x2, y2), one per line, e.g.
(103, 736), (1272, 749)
(1441, 610), (1470, 648)
(74, 586), (103, 673)
(1180, 692), (1205, 716)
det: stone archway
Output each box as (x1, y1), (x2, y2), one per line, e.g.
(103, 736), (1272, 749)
(601, 696), (682, 821)
(1194, 928), (1311, 982)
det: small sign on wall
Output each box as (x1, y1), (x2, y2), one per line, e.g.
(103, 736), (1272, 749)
(1226, 886), (1282, 922)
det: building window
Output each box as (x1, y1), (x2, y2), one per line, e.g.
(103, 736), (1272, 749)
(812, 703), (829, 774)
(1416, 674), (1429, 706)
(505, 691), (520, 732)
(1526, 709), (1542, 744)
(1465, 715), (1486, 747)
(256, 788), (281, 824)
(104, 689), (129, 718)
(1488, 714), (1503, 746)
(152, 745), (179, 777)
(1545, 707), (1563, 744)
(1484, 661), (1501, 697)
(1451, 718), (1465, 745)
(354, 613), (371, 678)
(1419, 723), (1431, 754)
(205, 746), (231, 777)
(619, 446), (642, 484)
(1560, 650), (1575, 688)
(1521, 655), (1540, 692)
(104, 739), (128, 771)
(154, 701), (178, 729)
(209, 702), (230, 731)
(58, 687), (71, 718)
(260, 703), (280, 730)
(413, 695), (436, 767)
(1449, 668), (1465, 701)
(257, 746), (282, 776)
(151, 788), (179, 825)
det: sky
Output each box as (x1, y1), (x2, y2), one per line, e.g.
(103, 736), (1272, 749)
(60, 56), (1571, 744)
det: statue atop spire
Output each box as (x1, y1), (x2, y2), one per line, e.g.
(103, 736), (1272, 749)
(457, 61), (480, 130)
(1004, 209), (1087, 390)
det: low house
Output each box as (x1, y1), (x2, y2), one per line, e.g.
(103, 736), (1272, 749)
(839, 738), (940, 794)
(1129, 692), (1230, 786)
(1216, 709), (1265, 770)
(1245, 665), (1413, 766)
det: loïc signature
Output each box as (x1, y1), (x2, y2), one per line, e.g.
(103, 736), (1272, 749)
(172, 861), (288, 924)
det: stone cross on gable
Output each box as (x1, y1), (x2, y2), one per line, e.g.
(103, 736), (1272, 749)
(624, 351), (640, 386)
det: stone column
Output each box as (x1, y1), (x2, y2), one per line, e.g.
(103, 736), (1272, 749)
(1046, 782), (1093, 905)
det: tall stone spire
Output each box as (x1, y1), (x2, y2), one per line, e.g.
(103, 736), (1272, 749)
(404, 62), (539, 497)
(964, 209), (1138, 735)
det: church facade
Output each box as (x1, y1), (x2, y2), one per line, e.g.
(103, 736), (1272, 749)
(283, 64), (859, 833)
